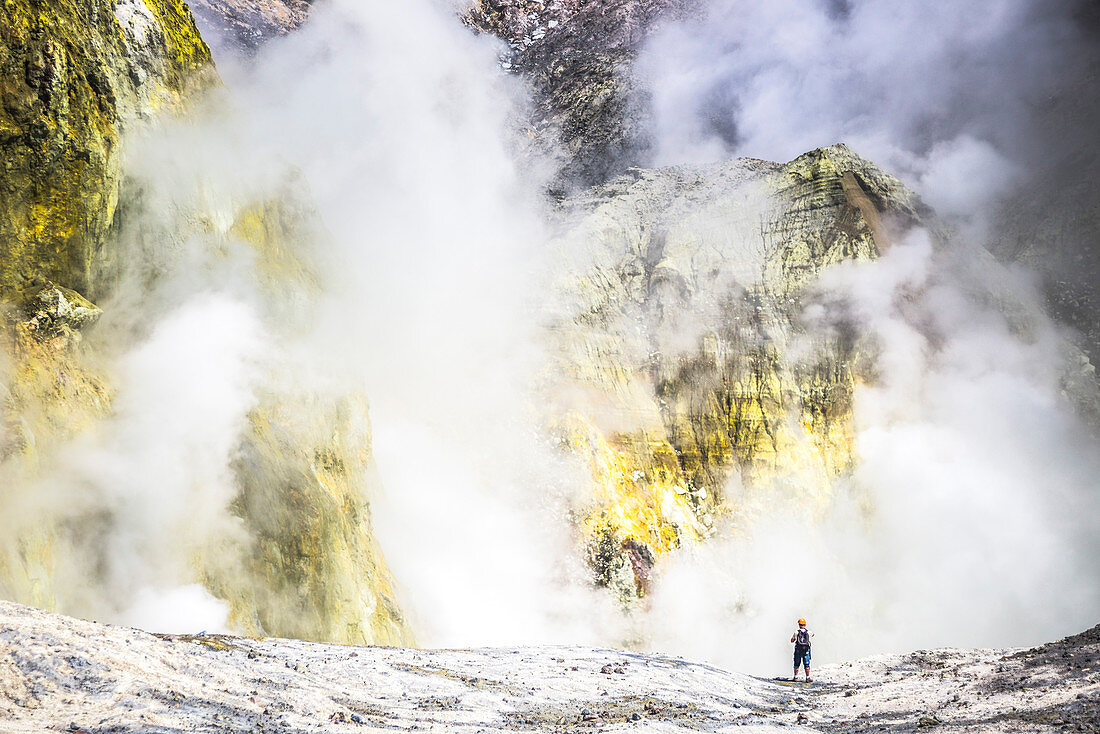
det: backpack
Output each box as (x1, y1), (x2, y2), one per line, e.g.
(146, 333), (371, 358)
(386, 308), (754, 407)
(796, 629), (810, 647)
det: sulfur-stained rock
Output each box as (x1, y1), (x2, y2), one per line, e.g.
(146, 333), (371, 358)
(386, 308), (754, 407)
(0, 1), (413, 648)
(0, 0), (214, 302)
(547, 144), (927, 594)
(204, 392), (413, 646)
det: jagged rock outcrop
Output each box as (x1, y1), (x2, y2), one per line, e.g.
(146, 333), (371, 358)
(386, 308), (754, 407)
(551, 139), (1100, 599)
(216, 393), (412, 645)
(0, 0), (214, 302)
(0, 0), (210, 611)
(467, 0), (693, 187)
(188, 0), (312, 53)
(546, 144), (927, 594)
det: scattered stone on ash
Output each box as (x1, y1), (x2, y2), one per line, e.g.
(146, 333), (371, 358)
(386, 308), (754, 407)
(600, 662), (627, 674)
(327, 710), (363, 724)
(19, 280), (102, 336)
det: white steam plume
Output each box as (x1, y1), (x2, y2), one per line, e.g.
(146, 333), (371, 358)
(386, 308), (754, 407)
(644, 231), (1100, 673)
(231, 0), (619, 646)
(540, 192), (1100, 674)
(624, 0), (1100, 672)
(77, 0), (618, 643)
(5, 0), (1096, 663)
(638, 0), (1095, 235)
(8, 294), (265, 634)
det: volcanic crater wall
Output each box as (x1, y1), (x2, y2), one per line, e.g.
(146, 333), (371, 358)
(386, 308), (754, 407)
(2, 0), (1097, 649)
(0, 0), (412, 646)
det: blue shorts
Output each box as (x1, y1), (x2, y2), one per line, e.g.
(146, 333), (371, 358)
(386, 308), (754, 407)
(794, 646), (811, 668)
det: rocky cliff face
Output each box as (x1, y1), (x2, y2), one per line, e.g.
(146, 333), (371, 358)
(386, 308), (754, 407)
(188, 0), (310, 52)
(467, 0), (691, 187)
(0, 0), (411, 647)
(544, 144), (932, 595)
(0, 0), (214, 612)
(2, 0), (1096, 653)
(0, 0), (213, 303)
(462, 0), (1100, 608)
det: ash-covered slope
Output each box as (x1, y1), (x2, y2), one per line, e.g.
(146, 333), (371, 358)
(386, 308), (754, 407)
(1, 601), (1097, 733)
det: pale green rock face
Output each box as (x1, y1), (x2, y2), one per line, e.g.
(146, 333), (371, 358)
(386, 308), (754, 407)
(547, 144), (929, 595)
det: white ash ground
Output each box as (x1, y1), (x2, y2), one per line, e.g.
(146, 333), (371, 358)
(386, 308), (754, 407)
(0, 601), (1096, 733)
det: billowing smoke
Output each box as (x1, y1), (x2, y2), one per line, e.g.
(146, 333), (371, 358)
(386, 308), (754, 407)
(1, 0), (1096, 672)
(1, 294), (264, 633)
(1, 0), (620, 642)
(216, 1), (622, 645)
(645, 231), (1100, 671)
(638, 0), (1098, 236)
(633, 0), (1100, 670)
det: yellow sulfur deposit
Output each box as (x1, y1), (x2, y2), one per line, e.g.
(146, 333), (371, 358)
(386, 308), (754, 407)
(549, 145), (926, 601)
(0, 0), (412, 647)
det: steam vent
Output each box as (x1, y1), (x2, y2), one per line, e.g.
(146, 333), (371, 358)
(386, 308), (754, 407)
(1, 0), (1098, 732)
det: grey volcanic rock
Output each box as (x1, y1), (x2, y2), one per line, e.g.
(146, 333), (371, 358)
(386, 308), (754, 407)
(189, 0), (313, 53)
(1, 601), (1097, 733)
(546, 142), (1100, 592)
(467, 0), (696, 187)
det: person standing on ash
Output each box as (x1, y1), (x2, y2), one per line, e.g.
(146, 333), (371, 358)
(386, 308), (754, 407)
(791, 618), (813, 681)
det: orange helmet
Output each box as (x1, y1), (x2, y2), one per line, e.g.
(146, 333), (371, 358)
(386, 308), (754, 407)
(798, 618), (806, 625)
